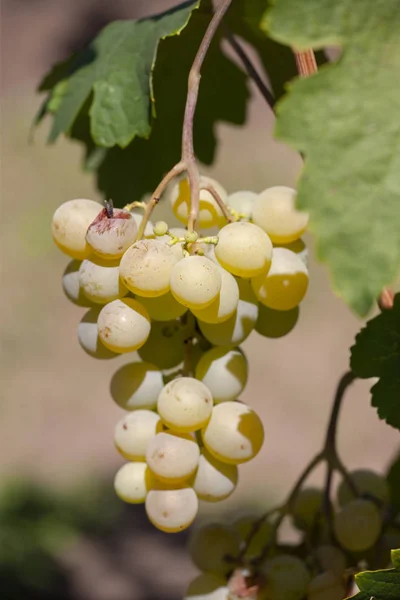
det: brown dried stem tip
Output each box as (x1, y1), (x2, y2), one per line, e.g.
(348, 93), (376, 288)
(378, 287), (395, 311)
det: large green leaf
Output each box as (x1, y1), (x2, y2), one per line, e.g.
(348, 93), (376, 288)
(349, 550), (400, 600)
(350, 293), (400, 430)
(264, 0), (400, 315)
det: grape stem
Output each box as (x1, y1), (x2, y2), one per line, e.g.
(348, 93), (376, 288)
(200, 183), (235, 223)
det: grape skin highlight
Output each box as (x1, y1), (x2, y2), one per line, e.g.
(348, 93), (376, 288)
(114, 462), (155, 504)
(195, 346), (248, 403)
(157, 377), (213, 432)
(79, 256), (128, 304)
(146, 431), (200, 483)
(114, 410), (163, 460)
(215, 221), (273, 278)
(97, 298), (151, 353)
(252, 186), (309, 244)
(170, 256), (222, 310)
(145, 485), (198, 533)
(51, 198), (102, 260)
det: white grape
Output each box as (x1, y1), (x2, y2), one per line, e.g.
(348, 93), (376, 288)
(97, 298), (150, 353)
(157, 377), (213, 432)
(153, 221), (169, 236)
(78, 307), (117, 359)
(62, 260), (93, 307)
(119, 239), (180, 297)
(189, 523), (240, 575)
(170, 256), (222, 309)
(138, 319), (186, 370)
(169, 175), (228, 228)
(315, 545), (346, 579)
(202, 401), (264, 464)
(307, 572), (346, 600)
(110, 361), (164, 410)
(275, 238), (308, 267)
(114, 462), (155, 504)
(78, 256), (128, 304)
(138, 291), (188, 321)
(337, 469), (390, 507)
(226, 190), (258, 219)
(263, 555), (311, 600)
(146, 431), (200, 483)
(251, 248), (309, 311)
(255, 304), (299, 338)
(195, 347), (248, 403)
(184, 574), (229, 600)
(192, 267), (239, 324)
(333, 499), (382, 552)
(86, 207), (137, 259)
(145, 484), (198, 532)
(131, 210), (155, 238)
(291, 487), (323, 531)
(234, 515), (272, 557)
(193, 448), (238, 502)
(215, 222), (273, 278)
(114, 410), (163, 460)
(51, 198), (101, 260)
(252, 186), (309, 244)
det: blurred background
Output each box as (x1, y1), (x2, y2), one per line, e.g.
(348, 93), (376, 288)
(1, 1), (399, 599)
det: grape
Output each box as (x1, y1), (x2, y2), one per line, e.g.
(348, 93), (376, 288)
(78, 307), (117, 359)
(78, 256), (128, 304)
(202, 401), (264, 464)
(157, 377), (213, 432)
(184, 574), (229, 600)
(192, 448), (238, 502)
(153, 221), (169, 236)
(234, 515), (272, 557)
(138, 291), (188, 321)
(251, 248), (309, 311)
(336, 469), (390, 507)
(86, 207), (137, 259)
(252, 186), (309, 244)
(333, 498), (382, 552)
(119, 239), (180, 298)
(169, 175), (228, 229)
(198, 278), (259, 347)
(195, 347), (248, 403)
(131, 210), (155, 238)
(275, 239), (308, 267)
(215, 222), (273, 278)
(97, 298), (150, 353)
(291, 487), (323, 531)
(185, 230), (199, 243)
(170, 256), (222, 309)
(62, 260), (93, 307)
(188, 523), (240, 575)
(110, 361), (164, 410)
(315, 545), (346, 579)
(226, 190), (258, 219)
(255, 304), (299, 339)
(146, 431), (200, 483)
(307, 572), (346, 600)
(263, 555), (311, 600)
(51, 199), (102, 260)
(114, 410), (163, 460)
(192, 267), (239, 324)
(138, 320), (186, 369)
(145, 484), (198, 532)
(114, 462), (155, 504)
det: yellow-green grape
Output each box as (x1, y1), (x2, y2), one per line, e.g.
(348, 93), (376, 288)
(184, 574), (229, 600)
(226, 190), (258, 220)
(97, 298), (150, 353)
(78, 307), (117, 359)
(215, 222), (273, 278)
(315, 545), (346, 580)
(336, 469), (390, 507)
(189, 523), (241, 575)
(114, 462), (155, 504)
(138, 319), (186, 370)
(170, 256), (222, 309)
(119, 239), (180, 298)
(85, 208), (137, 259)
(307, 572), (346, 600)
(114, 410), (163, 460)
(275, 239), (308, 267)
(131, 209), (155, 238)
(157, 377), (213, 432)
(192, 267), (239, 324)
(251, 248), (309, 311)
(153, 221), (169, 236)
(192, 448), (238, 502)
(78, 256), (128, 304)
(255, 304), (299, 338)
(146, 431), (200, 483)
(145, 484), (199, 532)
(185, 230), (199, 243)
(333, 499), (382, 552)
(169, 175), (228, 229)
(62, 260), (93, 307)
(252, 186), (309, 244)
(291, 487), (323, 531)
(263, 555), (311, 600)
(51, 198), (102, 260)
(110, 362), (164, 410)
(202, 401), (264, 465)
(195, 347), (247, 403)
(139, 291), (188, 321)
(234, 516), (272, 557)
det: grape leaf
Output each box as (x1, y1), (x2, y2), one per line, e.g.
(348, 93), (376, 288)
(350, 293), (400, 430)
(349, 551), (400, 600)
(264, 0), (400, 315)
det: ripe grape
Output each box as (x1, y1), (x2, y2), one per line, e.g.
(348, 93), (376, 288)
(202, 401), (264, 464)
(157, 377), (213, 432)
(78, 307), (117, 359)
(251, 248), (309, 311)
(62, 260), (93, 307)
(170, 256), (222, 309)
(215, 222), (273, 278)
(291, 487), (323, 531)
(138, 319), (186, 370)
(226, 190), (258, 219)
(195, 347), (248, 403)
(315, 545), (346, 579)
(114, 410), (163, 460)
(256, 304), (299, 338)
(263, 555), (311, 600)
(78, 256), (128, 304)
(333, 498), (382, 552)
(307, 571), (346, 600)
(189, 523), (240, 575)
(169, 175), (228, 229)
(110, 361), (164, 410)
(146, 431), (200, 483)
(252, 186), (309, 244)
(275, 238), (308, 267)
(192, 448), (238, 502)
(234, 515), (272, 557)
(114, 462), (155, 504)
(145, 484), (198, 532)
(139, 291), (188, 321)
(97, 298), (150, 353)
(192, 267), (239, 324)
(51, 198), (101, 260)
(337, 469), (390, 507)
(184, 574), (229, 600)
(119, 239), (180, 298)
(86, 207), (137, 259)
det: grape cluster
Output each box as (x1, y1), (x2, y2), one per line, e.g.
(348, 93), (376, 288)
(51, 177), (310, 534)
